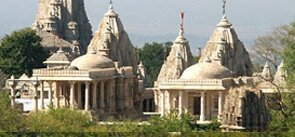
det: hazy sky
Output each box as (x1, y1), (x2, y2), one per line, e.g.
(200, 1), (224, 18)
(0, 0), (295, 48)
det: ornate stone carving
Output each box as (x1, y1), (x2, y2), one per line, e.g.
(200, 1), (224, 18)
(221, 86), (270, 131)
(32, 0), (93, 55)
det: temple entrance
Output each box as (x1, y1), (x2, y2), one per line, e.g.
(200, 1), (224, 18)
(193, 97), (201, 115)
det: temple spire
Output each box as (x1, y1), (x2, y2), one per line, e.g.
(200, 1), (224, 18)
(179, 11), (185, 36)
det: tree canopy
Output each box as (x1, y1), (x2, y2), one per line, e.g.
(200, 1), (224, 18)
(0, 92), (23, 132)
(282, 22), (295, 86)
(138, 42), (172, 86)
(0, 28), (48, 77)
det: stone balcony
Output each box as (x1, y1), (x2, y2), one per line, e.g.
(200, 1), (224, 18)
(32, 68), (117, 81)
(155, 78), (232, 90)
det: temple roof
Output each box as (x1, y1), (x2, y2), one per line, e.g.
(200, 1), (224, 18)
(180, 62), (232, 80)
(43, 48), (71, 64)
(86, 3), (139, 69)
(70, 50), (115, 70)
(199, 15), (253, 77)
(157, 12), (194, 80)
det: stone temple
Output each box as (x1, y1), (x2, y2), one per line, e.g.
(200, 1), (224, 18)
(7, 3), (145, 119)
(4, 0), (287, 132)
(32, 0), (93, 56)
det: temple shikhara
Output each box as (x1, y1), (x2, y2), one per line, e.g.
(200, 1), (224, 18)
(4, 0), (287, 131)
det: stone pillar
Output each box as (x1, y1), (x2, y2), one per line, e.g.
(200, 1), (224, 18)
(54, 82), (60, 108)
(166, 91), (171, 113)
(33, 81), (39, 111)
(179, 92), (183, 115)
(184, 92), (189, 113)
(40, 81), (45, 110)
(84, 82), (90, 111)
(48, 81), (53, 106)
(206, 92), (210, 119)
(218, 91), (223, 120)
(109, 80), (116, 112)
(146, 99), (150, 112)
(77, 82), (82, 109)
(200, 92), (205, 121)
(69, 82), (76, 109)
(34, 96), (38, 112)
(161, 90), (165, 116)
(10, 86), (16, 107)
(99, 81), (105, 110)
(92, 81), (98, 110)
(11, 96), (16, 108)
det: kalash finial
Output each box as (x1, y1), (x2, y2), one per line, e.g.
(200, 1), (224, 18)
(179, 11), (185, 36)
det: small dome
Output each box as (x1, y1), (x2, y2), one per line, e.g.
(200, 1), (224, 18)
(67, 66), (79, 70)
(70, 51), (114, 70)
(180, 62), (232, 79)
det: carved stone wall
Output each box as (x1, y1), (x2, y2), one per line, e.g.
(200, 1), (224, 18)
(32, 0), (93, 55)
(221, 86), (270, 131)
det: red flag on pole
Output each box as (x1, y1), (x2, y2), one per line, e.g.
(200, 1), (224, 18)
(180, 11), (184, 32)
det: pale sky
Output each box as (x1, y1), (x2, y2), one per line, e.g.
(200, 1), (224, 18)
(0, 0), (295, 49)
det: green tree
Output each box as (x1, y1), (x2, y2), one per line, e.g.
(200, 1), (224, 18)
(138, 42), (172, 86)
(0, 28), (49, 77)
(25, 108), (94, 132)
(0, 92), (23, 132)
(266, 21), (295, 132)
(282, 22), (295, 86)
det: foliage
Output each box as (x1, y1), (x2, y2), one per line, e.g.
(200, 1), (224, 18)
(138, 42), (172, 86)
(282, 22), (295, 86)
(0, 28), (49, 77)
(140, 110), (193, 132)
(25, 108), (94, 132)
(268, 93), (295, 132)
(266, 21), (295, 132)
(0, 92), (23, 132)
(250, 25), (288, 70)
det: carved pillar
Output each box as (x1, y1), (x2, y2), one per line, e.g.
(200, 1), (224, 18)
(77, 82), (82, 109)
(161, 90), (165, 116)
(92, 81), (98, 110)
(184, 92), (189, 113)
(34, 96), (38, 112)
(84, 82), (90, 111)
(166, 90), (171, 113)
(179, 91), (183, 115)
(218, 91), (223, 120)
(99, 81), (105, 110)
(54, 82), (60, 108)
(146, 99), (150, 112)
(206, 92), (210, 119)
(200, 92), (205, 121)
(109, 80), (116, 112)
(40, 81), (45, 110)
(10, 85), (16, 107)
(48, 81), (53, 106)
(70, 82), (76, 109)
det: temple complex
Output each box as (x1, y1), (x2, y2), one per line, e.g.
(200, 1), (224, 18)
(6, 2), (145, 119)
(32, 0), (93, 55)
(150, 1), (276, 131)
(4, 0), (288, 132)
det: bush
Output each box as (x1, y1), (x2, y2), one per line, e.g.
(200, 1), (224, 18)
(0, 92), (23, 132)
(25, 108), (94, 132)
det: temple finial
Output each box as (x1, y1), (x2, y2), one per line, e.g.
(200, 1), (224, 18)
(179, 11), (185, 36)
(222, 0), (227, 16)
(109, 0), (113, 10)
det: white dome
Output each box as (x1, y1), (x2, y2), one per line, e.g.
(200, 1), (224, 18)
(70, 51), (114, 70)
(180, 62), (232, 79)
